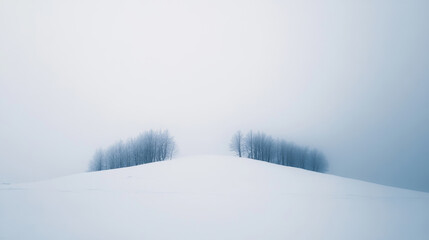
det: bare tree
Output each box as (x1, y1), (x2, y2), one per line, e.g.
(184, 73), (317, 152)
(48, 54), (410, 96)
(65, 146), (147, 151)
(244, 131), (254, 159)
(313, 150), (328, 173)
(230, 131), (243, 157)
(89, 149), (104, 171)
(244, 131), (274, 162)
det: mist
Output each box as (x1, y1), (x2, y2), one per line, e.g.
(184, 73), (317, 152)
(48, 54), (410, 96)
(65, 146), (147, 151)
(1, 0), (428, 192)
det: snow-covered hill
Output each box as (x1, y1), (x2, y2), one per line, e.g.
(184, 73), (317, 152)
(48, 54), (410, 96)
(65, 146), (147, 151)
(1, 156), (428, 240)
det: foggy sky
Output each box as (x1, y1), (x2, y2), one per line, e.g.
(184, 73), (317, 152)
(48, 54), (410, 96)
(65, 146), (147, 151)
(1, 0), (428, 191)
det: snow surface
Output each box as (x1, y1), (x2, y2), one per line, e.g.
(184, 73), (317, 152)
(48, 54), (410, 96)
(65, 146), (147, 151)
(1, 155), (428, 240)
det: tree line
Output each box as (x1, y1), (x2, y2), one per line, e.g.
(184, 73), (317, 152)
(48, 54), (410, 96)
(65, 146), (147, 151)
(89, 130), (176, 171)
(89, 129), (328, 173)
(230, 130), (328, 172)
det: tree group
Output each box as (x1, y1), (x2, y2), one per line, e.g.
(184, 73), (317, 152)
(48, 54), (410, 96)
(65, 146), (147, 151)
(230, 131), (328, 172)
(89, 130), (176, 171)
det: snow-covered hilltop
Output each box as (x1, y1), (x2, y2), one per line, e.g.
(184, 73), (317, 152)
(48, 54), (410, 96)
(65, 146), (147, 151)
(1, 156), (428, 240)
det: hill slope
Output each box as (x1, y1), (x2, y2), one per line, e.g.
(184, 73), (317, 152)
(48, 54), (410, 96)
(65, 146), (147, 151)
(1, 156), (428, 240)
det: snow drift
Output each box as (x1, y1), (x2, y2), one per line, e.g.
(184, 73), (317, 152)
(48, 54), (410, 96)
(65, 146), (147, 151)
(1, 156), (428, 240)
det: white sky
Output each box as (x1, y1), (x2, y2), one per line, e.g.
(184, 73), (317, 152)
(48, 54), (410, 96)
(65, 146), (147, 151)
(1, 0), (428, 191)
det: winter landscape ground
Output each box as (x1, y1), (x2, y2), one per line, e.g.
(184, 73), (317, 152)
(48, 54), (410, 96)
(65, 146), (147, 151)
(1, 155), (428, 240)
